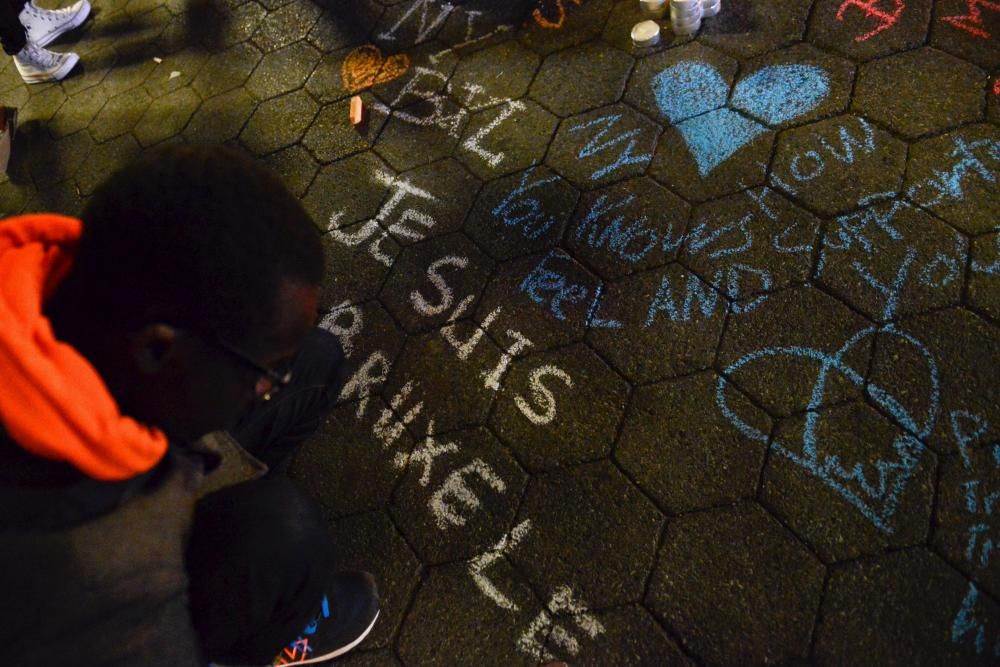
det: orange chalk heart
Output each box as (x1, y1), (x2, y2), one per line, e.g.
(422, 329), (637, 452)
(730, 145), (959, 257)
(341, 45), (411, 94)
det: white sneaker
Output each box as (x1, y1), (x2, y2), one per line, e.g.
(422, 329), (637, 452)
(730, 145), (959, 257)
(13, 41), (79, 84)
(18, 0), (91, 48)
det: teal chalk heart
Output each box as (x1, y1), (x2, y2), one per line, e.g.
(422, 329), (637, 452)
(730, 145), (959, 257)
(652, 61), (830, 176)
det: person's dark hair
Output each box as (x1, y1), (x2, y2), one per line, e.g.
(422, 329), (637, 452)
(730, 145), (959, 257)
(60, 144), (323, 346)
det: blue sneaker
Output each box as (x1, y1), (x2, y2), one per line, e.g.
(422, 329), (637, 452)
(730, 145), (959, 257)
(272, 572), (380, 665)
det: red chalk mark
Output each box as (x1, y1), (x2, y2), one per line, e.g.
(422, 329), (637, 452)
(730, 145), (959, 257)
(941, 0), (1000, 39)
(836, 0), (906, 42)
(994, 78), (1000, 96)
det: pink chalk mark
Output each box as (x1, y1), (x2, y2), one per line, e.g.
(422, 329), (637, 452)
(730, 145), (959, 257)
(836, 0), (906, 42)
(941, 0), (1000, 39)
(994, 78), (1000, 96)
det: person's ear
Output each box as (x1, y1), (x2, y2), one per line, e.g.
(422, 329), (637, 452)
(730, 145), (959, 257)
(130, 324), (180, 374)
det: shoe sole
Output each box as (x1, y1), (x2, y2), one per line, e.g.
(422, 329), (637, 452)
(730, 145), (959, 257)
(35, 1), (91, 48)
(18, 51), (79, 84)
(279, 609), (380, 665)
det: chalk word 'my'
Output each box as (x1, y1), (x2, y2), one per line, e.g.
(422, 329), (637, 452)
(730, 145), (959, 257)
(568, 113), (654, 181)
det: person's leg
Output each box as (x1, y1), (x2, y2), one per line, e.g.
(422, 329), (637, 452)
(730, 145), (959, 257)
(0, 0), (27, 56)
(231, 327), (347, 474)
(185, 476), (338, 663)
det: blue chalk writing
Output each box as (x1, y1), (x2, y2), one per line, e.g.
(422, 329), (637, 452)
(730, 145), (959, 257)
(908, 135), (999, 207)
(919, 232), (967, 288)
(971, 234), (1000, 275)
(951, 410), (991, 468)
(717, 324), (940, 532)
(726, 265), (771, 314)
(519, 251), (590, 321)
(784, 117), (879, 185)
(492, 167), (561, 240)
(585, 284), (622, 329)
(952, 582), (1000, 656)
(574, 193), (686, 263)
(646, 271), (721, 325)
(568, 114), (652, 181)
(687, 213), (753, 259)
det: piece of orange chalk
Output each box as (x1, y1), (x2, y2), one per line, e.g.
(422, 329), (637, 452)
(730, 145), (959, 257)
(350, 95), (364, 125)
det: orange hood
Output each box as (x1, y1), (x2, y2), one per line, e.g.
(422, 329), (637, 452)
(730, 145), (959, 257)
(0, 214), (168, 481)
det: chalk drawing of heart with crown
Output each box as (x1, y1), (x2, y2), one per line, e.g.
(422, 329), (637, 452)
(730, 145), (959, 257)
(652, 61), (830, 176)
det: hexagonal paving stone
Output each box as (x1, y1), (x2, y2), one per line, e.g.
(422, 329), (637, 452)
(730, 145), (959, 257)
(770, 114), (908, 216)
(990, 74), (1000, 123)
(24, 128), (96, 189)
(616, 371), (769, 513)
(388, 158), (481, 241)
(48, 85), (108, 138)
(449, 41), (539, 105)
(16, 84), (66, 125)
(566, 177), (690, 280)
(251, 0), (322, 52)
(904, 124), (1000, 236)
(380, 232), (494, 334)
(717, 286), (874, 417)
(433, 2), (525, 50)
(290, 397), (414, 518)
(456, 99), (559, 180)
(390, 426), (528, 562)
(211, 0), (267, 50)
(382, 330), (502, 434)
(553, 605), (691, 666)
(869, 308), (1000, 455)
(931, 0), (1000, 70)
(74, 133), (141, 196)
(397, 562), (542, 666)
(969, 232), (1000, 322)
(89, 86), (153, 143)
(476, 250), (601, 352)
(624, 41), (738, 128)
(323, 510), (421, 649)
(466, 166), (579, 261)
(374, 97), (468, 171)
(319, 298), (408, 378)
(262, 144), (319, 198)
(734, 43), (855, 129)
(301, 152), (394, 233)
(368, 42), (459, 111)
(762, 400), (937, 562)
(302, 92), (390, 164)
(142, 50), (209, 100)
(807, 0), (933, 61)
(546, 103), (659, 190)
(182, 88), (257, 144)
(240, 88), (318, 155)
(818, 198), (968, 321)
(133, 86), (201, 147)
(318, 226), (398, 307)
(519, 0), (615, 56)
(587, 264), (727, 383)
(698, 0), (813, 59)
(510, 461), (664, 607)
(371, 0), (454, 50)
(529, 42), (633, 118)
(646, 502), (825, 664)
(815, 548), (999, 662)
(934, 445), (1000, 598)
(244, 40), (321, 101)
(489, 342), (629, 471)
(853, 47), (985, 140)
(681, 186), (819, 300)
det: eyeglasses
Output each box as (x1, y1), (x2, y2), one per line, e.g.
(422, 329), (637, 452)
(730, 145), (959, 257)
(212, 337), (293, 402)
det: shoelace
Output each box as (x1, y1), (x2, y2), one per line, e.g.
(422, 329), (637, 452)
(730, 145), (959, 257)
(25, 43), (60, 67)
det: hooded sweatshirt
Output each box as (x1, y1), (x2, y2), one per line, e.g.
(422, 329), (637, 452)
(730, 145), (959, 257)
(0, 214), (205, 665)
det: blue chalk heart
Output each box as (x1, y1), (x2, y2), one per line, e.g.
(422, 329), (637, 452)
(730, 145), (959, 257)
(652, 61), (830, 176)
(731, 64), (830, 125)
